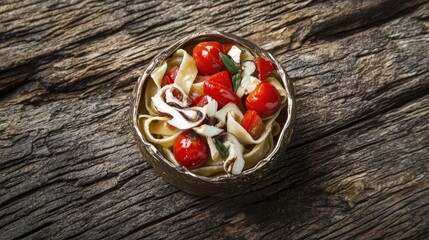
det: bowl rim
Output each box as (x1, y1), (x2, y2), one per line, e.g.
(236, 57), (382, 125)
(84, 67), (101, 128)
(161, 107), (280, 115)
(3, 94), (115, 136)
(131, 30), (296, 183)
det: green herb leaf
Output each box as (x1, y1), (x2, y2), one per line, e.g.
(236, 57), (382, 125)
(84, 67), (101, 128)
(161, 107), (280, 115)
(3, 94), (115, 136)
(232, 73), (242, 92)
(215, 138), (229, 158)
(219, 53), (239, 75)
(187, 131), (197, 140)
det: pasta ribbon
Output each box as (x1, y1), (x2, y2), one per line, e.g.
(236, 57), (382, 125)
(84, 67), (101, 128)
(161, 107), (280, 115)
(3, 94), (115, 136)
(226, 109), (280, 145)
(173, 49), (198, 94)
(144, 79), (160, 116)
(244, 132), (274, 169)
(266, 77), (287, 104)
(140, 115), (183, 148)
(191, 165), (225, 177)
(162, 147), (180, 166)
(150, 61), (167, 89)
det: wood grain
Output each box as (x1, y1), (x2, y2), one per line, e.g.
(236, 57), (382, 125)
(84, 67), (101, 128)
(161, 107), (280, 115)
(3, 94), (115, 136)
(1, 0), (428, 239)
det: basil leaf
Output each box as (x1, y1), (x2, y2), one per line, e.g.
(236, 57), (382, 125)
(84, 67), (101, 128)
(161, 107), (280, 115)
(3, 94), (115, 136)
(219, 53), (239, 75)
(215, 138), (229, 158)
(232, 73), (242, 92)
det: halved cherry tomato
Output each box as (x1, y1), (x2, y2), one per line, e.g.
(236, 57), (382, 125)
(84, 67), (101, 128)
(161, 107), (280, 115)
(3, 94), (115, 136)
(207, 71), (232, 89)
(161, 66), (179, 86)
(192, 41), (225, 75)
(189, 92), (203, 106)
(197, 95), (209, 107)
(224, 42), (234, 53)
(173, 130), (209, 169)
(241, 110), (265, 140)
(254, 57), (274, 81)
(189, 92), (211, 107)
(204, 80), (241, 108)
(245, 82), (281, 117)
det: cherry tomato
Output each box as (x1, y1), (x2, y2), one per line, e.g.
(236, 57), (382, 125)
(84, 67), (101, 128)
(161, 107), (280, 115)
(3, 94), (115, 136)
(197, 95), (210, 107)
(161, 66), (179, 86)
(173, 130), (209, 169)
(189, 92), (211, 107)
(241, 110), (265, 139)
(204, 79), (241, 108)
(224, 42), (234, 53)
(254, 57), (274, 81)
(245, 82), (281, 117)
(189, 92), (203, 106)
(192, 41), (225, 75)
(207, 71), (232, 89)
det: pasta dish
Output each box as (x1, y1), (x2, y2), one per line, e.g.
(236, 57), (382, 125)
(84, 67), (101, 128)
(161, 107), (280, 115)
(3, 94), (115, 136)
(139, 41), (287, 177)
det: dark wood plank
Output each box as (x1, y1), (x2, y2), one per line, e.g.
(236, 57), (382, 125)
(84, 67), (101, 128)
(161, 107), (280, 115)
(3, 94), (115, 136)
(1, 0), (428, 239)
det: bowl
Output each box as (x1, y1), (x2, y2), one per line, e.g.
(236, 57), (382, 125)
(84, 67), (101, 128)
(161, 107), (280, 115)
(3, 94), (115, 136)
(130, 31), (296, 196)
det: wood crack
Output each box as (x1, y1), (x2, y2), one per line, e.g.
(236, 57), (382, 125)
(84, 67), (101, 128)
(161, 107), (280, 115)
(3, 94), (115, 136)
(289, 87), (429, 150)
(306, 0), (429, 44)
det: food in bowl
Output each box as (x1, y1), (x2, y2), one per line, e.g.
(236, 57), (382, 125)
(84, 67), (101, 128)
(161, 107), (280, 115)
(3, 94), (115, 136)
(139, 40), (287, 177)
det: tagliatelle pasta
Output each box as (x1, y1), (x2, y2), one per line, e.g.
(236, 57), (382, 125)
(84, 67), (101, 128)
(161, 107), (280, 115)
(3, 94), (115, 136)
(226, 109), (282, 145)
(243, 132), (274, 169)
(189, 81), (204, 95)
(139, 41), (287, 176)
(172, 49), (198, 94)
(150, 61), (167, 88)
(140, 115), (183, 148)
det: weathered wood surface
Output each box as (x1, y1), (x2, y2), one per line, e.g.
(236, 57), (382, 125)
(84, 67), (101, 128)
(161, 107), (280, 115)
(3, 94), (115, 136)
(1, 0), (429, 239)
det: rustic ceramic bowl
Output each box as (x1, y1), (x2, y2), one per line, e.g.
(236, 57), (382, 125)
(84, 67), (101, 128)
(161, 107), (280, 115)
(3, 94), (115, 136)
(130, 31), (296, 196)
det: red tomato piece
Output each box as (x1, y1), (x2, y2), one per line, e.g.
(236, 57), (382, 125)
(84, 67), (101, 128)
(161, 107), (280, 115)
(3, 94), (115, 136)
(161, 66), (179, 86)
(224, 42), (234, 53)
(241, 110), (265, 139)
(189, 92), (203, 106)
(189, 92), (211, 107)
(197, 95), (209, 107)
(245, 82), (281, 117)
(254, 57), (274, 81)
(207, 71), (232, 89)
(204, 79), (241, 108)
(192, 41), (225, 75)
(173, 130), (209, 169)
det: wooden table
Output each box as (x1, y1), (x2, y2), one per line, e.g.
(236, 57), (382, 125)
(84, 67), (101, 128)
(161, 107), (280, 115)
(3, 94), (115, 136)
(1, 1), (428, 239)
